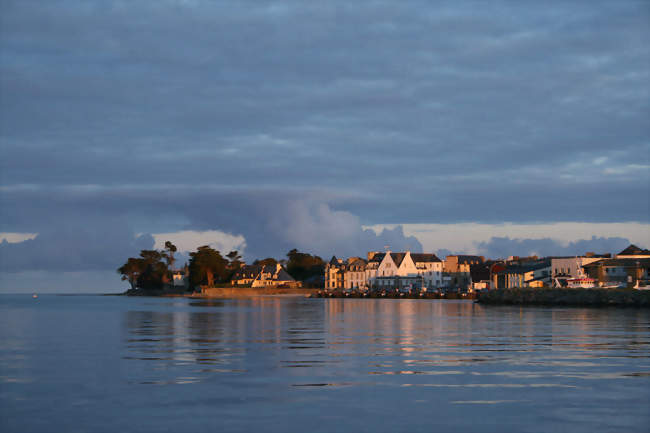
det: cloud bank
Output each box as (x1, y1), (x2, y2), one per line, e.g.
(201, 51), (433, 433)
(0, 1), (648, 289)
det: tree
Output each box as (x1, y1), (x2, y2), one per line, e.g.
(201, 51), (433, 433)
(225, 250), (244, 280)
(136, 250), (169, 290)
(286, 249), (325, 281)
(164, 241), (178, 270)
(226, 250), (243, 268)
(117, 257), (145, 290)
(253, 257), (278, 267)
(188, 246), (228, 288)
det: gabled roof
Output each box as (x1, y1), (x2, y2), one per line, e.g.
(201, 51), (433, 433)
(391, 253), (406, 267)
(231, 264), (263, 280)
(368, 252), (385, 263)
(275, 268), (296, 282)
(410, 253), (442, 263)
(329, 256), (339, 265)
(618, 244), (650, 256)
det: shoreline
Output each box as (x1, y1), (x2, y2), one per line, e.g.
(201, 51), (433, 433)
(123, 287), (320, 298)
(476, 288), (650, 307)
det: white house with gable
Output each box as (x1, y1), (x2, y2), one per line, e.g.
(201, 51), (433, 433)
(367, 251), (443, 290)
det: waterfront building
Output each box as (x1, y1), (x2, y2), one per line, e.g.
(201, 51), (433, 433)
(615, 244), (650, 259)
(492, 259), (551, 289)
(443, 255), (482, 290)
(550, 253), (610, 287)
(325, 256), (368, 290)
(232, 264), (300, 288)
(582, 257), (650, 288)
(171, 267), (189, 289)
(365, 251), (442, 291)
(469, 261), (495, 292)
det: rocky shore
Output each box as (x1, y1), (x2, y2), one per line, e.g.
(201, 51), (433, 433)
(476, 288), (650, 307)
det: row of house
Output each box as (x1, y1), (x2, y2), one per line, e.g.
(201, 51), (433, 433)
(325, 251), (476, 292)
(325, 244), (650, 292)
(230, 263), (301, 288)
(490, 245), (650, 289)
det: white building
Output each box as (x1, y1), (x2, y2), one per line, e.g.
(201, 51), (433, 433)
(551, 256), (605, 279)
(366, 251), (443, 290)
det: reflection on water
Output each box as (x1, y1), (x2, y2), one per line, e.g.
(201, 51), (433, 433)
(1, 295), (649, 433)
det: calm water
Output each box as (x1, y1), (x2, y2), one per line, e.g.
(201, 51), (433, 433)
(1, 295), (649, 433)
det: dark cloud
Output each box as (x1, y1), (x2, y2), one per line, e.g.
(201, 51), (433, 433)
(0, 188), (421, 272)
(0, 1), (648, 284)
(0, 219), (154, 272)
(476, 236), (632, 259)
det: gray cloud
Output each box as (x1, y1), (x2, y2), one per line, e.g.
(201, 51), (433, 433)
(0, 219), (154, 272)
(475, 236), (632, 259)
(0, 187), (421, 272)
(0, 1), (648, 282)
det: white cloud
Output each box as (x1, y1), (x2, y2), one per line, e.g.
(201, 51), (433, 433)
(0, 232), (38, 243)
(365, 222), (650, 254)
(152, 230), (246, 254)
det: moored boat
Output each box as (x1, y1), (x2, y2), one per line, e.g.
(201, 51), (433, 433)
(567, 278), (596, 289)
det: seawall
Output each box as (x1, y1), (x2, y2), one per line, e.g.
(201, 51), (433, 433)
(476, 288), (650, 307)
(196, 287), (320, 298)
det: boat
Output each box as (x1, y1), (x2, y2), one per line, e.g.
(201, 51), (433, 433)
(566, 278), (596, 289)
(32, 293), (38, 299)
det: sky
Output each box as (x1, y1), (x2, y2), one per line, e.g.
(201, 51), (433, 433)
(0, 1), (649, 292)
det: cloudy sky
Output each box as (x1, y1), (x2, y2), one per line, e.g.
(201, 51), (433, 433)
(1, 1), (648, 292)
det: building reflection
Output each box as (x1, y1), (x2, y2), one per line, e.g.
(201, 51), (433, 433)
(122, 298), (650, 385)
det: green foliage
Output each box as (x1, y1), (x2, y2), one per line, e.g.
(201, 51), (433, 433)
(164, 241), (178, 269)
(225, 250), (243, 280)
(188, 245), (229, 288)
(136, 249), (169, 290)
(253, 257), (278, 266)
(117, 257), (146, 290)
(117, 243), (176, 291)
(286, 249), (325, 281)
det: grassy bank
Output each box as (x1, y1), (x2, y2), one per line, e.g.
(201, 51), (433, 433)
(476, 288), (650, 307)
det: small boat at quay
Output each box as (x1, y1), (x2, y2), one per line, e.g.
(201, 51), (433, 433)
(567, 278), (596, 289)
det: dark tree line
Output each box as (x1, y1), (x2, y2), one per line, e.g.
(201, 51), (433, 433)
(285, 249), (325, 282)
(118, 244), (325, 292)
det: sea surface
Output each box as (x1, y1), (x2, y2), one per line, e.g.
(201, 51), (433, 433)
(1, 294), (649, 433)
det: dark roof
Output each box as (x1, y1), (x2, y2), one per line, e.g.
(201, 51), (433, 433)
(618, 244), (650, 256)
(391, 253), (406, 267)
(231, 264), (296, 282)
(275, 268), (296, 282)
(583, 258), (650, 268)
(231, 264), (263, 280)
(367, 252), (406, 266)
(368, 252), (385, 263)
(449, 255), (484, 264)
(348, 257), (367, 266)
(411, 253), (441, 263)
(470, 264), (491, 282)
(497, 261), (551, 274)
(329, 256), (339, 265)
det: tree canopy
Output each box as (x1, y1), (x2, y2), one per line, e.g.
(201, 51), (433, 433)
(136, 249), (170, 290)
(286, 249), (325, 281)
(118, 244), (174, 291)
(253, 257), (278, 267)
(188, 246), (228, 288)
(164, 241), (178, 270)
(117, 257), (145, 290)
